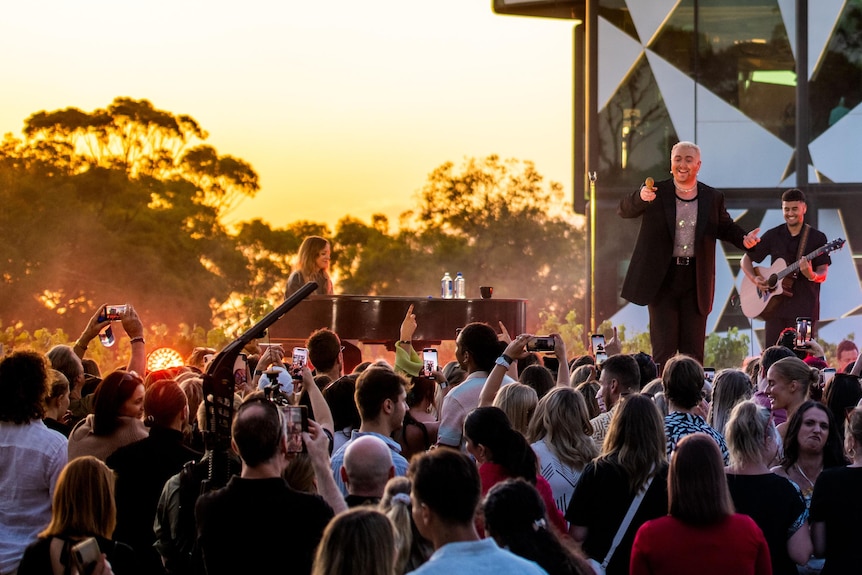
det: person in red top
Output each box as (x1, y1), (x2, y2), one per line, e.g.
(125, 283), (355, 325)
(630, 433), (771, 575)
(463, 406), (567, 534)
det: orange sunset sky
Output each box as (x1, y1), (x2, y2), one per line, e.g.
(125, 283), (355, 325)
(1, 1), (576, 231)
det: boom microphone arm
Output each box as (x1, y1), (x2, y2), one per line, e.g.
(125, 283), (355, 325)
(201, 282), (318, 489)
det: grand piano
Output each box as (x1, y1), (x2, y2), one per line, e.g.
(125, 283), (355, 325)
(266, 295), (527, 368)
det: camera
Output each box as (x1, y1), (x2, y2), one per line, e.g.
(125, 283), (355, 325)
(527, 336), (555, 352)
(99, 304), (127, 322)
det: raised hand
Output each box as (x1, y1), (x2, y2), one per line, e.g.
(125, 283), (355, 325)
(743, 227), (761, 249)
(400, 304), (417, 342)
(640, 177), (656, 202)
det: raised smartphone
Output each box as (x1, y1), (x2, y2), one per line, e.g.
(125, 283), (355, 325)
(422, 348), (438, 377)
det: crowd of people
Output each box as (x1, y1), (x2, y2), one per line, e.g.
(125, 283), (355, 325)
(3, 291), (862, 575)
(2, 139), (859, 575)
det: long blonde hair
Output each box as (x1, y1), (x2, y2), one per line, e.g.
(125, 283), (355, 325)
(493, 383), (537, 436)
(527, 387), (598, 470)
(40, 456), (117, 539)
(312, 508), (396, 575)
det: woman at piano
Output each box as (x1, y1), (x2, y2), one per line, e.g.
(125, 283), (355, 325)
(285, 235), (334, 297)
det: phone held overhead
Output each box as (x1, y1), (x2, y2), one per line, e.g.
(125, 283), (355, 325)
(527, 336), (555, 352)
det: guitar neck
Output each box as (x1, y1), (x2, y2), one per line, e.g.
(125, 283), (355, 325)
(775, 246), (827, 280)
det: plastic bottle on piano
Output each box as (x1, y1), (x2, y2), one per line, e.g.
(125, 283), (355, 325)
(454, 272), (466, 299)
(441, 272), (454, 299)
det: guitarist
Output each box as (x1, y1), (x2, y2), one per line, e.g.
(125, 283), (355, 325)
(741, 189), (830, 346)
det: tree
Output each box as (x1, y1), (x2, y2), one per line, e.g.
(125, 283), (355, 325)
(704, 327), (751, 370)
(334, 155), (586, 331)
(0, 99), (257, 333)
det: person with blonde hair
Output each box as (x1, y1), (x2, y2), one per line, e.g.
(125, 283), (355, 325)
(566, 394), (668, 575)
(312, 508), (396, 575)
(18, 455), (137, 575)
(630, 434), (771, 574)
(492, 382), (537, 437)
(724, 401), (811, 574)
(706, 368), (752, 437)
(286, 235), (334, 296)
(528, 387), (598, 515)
(379, 477), (432, 574)
(766, 356), (819, 441)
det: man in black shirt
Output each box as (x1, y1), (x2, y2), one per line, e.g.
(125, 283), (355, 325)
(741, 188), (831, 346)
(195, 397), (333, 575)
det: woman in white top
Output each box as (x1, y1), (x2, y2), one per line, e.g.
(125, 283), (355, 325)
(527, 387), (598, 516)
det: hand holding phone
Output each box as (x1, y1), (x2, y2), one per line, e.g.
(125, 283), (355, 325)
(291, 347), (308, 378)
(98, 304), (127, 322)
(526, 336), (555, 352)
(71, 537), (100, 574)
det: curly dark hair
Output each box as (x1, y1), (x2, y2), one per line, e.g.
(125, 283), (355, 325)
(0, 350), (50, 424)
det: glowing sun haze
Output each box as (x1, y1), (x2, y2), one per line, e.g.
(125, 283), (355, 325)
(0, 0), (574, 230)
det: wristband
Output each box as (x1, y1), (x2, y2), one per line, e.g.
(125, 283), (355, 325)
(129, 337), (145, 345)
(398, 340), (411, 346)
(74, 340), (88, 351)
(496, 355), (512, 369)
(254, 369), (264, 376)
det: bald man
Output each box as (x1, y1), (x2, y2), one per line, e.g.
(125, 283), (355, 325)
(340, 435), (395, 507)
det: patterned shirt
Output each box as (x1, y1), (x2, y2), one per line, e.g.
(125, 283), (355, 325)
(664, 411), (730, 465)
(589, 404), (617, 450)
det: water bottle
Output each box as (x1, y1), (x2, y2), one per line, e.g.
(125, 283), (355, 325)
(454, 272), (466, 299)
(441, 272), (454, 299)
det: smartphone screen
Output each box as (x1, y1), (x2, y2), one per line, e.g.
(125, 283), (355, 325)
(590, 333), (608, 361)
(233, 353), (249, 391)
(291, 347), (308, 378)
(526, 336), (555, 352)
(423, 348), (438, 377)
(821, 367), (837, 387)
(595, 349), (608, 364)
(281, 405), (308, 453)
(704, 367), (715, 383)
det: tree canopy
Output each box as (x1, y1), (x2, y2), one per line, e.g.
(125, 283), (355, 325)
(0, 98), (587, 359)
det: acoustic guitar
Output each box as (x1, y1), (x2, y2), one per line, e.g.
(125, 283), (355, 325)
(739, 238), (845, 319)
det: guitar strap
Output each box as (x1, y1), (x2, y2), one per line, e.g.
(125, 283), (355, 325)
(794, 224), (811, 278)
(781, 224), (810, 299)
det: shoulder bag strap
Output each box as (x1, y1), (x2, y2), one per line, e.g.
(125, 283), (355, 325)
(600, 473), (656, 569)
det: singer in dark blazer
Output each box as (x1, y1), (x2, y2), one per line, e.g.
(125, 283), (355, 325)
(618, 142), (760, 371)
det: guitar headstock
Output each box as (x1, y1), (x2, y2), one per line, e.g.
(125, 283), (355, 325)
(829, 238), (846, 251)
